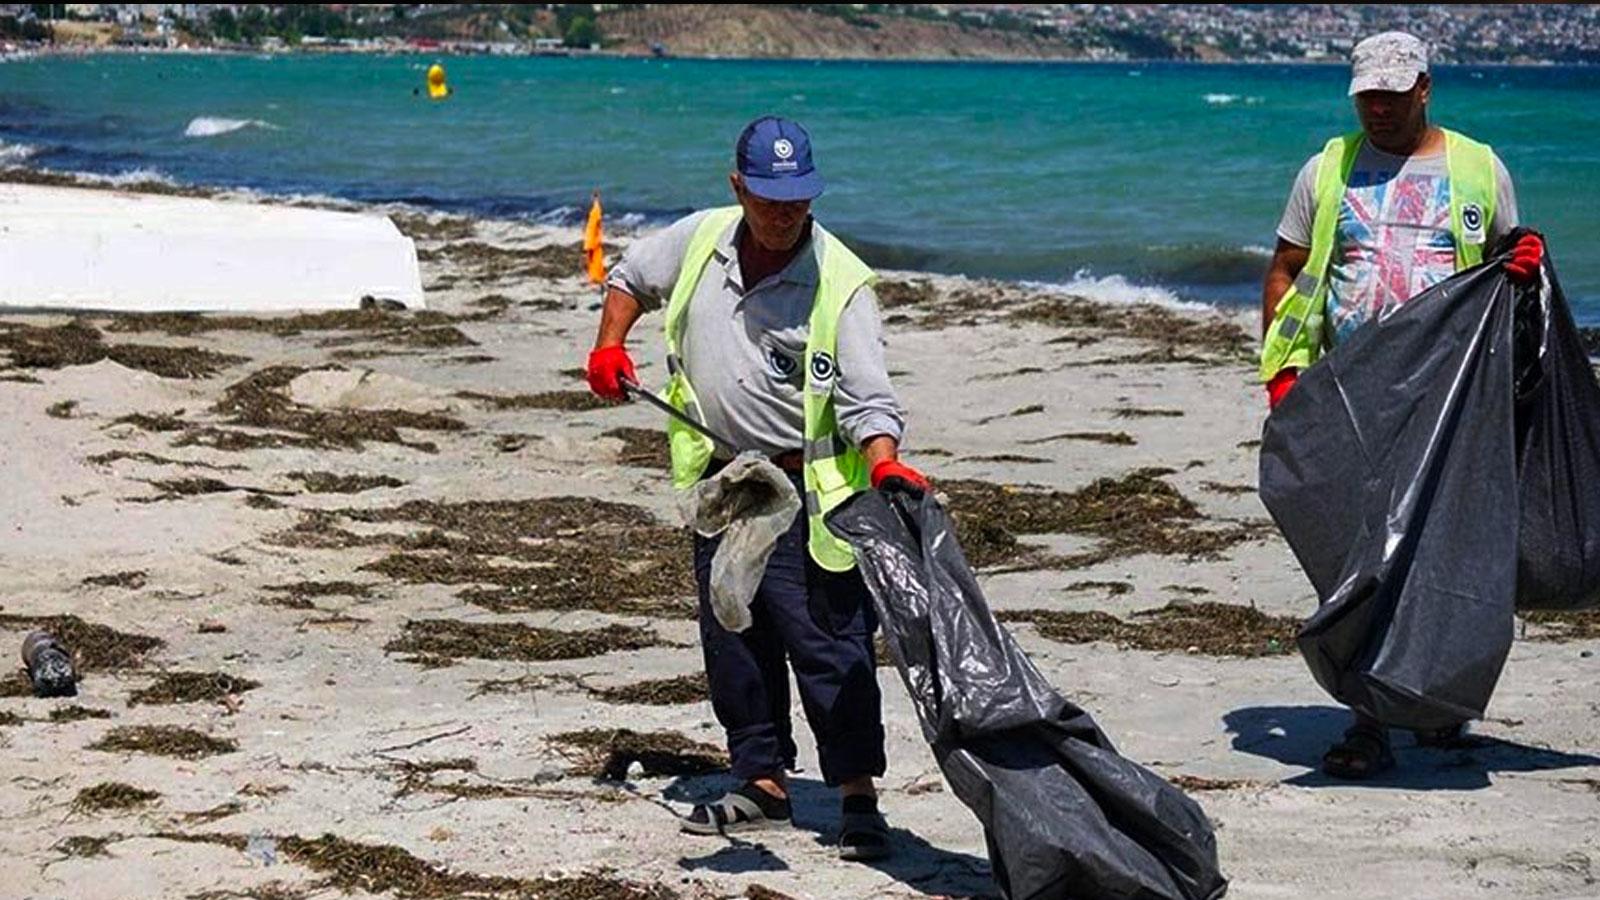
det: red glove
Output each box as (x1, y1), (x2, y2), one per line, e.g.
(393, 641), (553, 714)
(1505, 233), (1544, 284)
(871, 459), (930, 494)
(586, 345), (637, 401)
(1267, 368), (1298, 410)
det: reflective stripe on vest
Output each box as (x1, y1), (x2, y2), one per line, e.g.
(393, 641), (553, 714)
(661, 206), (875, 572)
(1259, 128), (1497, 383)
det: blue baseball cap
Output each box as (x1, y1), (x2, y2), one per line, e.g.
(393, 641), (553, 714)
(735, 116), (824, 202)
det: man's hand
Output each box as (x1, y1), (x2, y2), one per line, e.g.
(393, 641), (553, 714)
(870, 459), (930, 495)
(1267, 368), (1298, 410)
(1505, 233), (1544, 284)
(586, 345), (637, 401)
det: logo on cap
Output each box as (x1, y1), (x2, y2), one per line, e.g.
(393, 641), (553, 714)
(773, 139), (794, 160)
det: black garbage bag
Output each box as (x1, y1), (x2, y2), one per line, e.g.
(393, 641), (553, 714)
(1259, 236), (1600, 732)
(827, 490), (1227, 900)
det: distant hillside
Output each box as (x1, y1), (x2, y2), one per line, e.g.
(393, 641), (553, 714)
(597, 5), (1078, 61)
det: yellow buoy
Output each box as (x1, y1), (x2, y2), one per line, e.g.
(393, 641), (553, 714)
(426, 63), (450, 100)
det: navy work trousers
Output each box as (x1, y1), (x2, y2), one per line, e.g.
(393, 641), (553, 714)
(693, 482), (886, 787)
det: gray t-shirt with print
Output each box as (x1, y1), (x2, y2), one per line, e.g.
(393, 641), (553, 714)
(1276, 142), (1520, 346)
(607, 210), (904, 458)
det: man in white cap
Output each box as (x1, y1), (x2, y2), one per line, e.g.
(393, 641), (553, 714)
(1259, 32), (1544, 779)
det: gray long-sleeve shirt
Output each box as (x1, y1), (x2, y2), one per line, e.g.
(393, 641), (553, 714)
(608, 210), (905, 458)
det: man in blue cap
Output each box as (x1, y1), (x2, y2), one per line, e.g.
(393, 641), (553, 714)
(586, 116), (926, 860)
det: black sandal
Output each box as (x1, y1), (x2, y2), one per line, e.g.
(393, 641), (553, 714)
(838, 798), (891, 862)
(1322, 723), (1395, 780)
(681, 782), (791, 836)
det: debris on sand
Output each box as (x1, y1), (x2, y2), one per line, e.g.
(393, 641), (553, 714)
(1064, 580), (1134, 597)
(82, 570), (149, 590)
(938, 470), (1263, 569)
(457, 389), (612, 412)
(602, 427), (670, 471)
(0, 614), (163, 671)
(151, 830), (677, 900)
(127, 671), (260, 707)
(1201, 481), (1256, 496)
(999, 601), (1301, 658)
(287, 471), (406, 494)
(88, 725), (238, 759)
(385, 620), (661, 664)
(588, 673), (709, 706)
(1522, 610), (1600, 642)
(1020, 431), (1136, 447)
(1168, 775), (1268, 792)
(46, 399), (78, 419)
(0, 320), (248, 379)
(208, 366), (466, 453)
(547, 728), (728, 781)
(50, 705), (115, 723)
(72, 782), (160, 814)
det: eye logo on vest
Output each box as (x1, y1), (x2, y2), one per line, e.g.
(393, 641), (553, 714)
(1462, 203), (1486, 244)
(809, 351), (837, 384)
(773, 138), (794, 160)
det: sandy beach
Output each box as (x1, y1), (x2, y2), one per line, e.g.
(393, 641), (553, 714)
(1, 181), (1598, 900)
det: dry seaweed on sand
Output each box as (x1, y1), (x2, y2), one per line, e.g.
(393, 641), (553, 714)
(0, 710), (22, 727)
(153, 831), (676, 900)
(589, 673), (709, 706)
(51, 834), (118, 860)
(1201, 481), (1257, 496)
(46, 399), (78, 418)
(548, 728), (728, 781)
(386, 620), (660, 664)
(875, 279), (938, 309)
(103, 307), (484, 339)
(1110, 407), (1185, 419)
(746, 886), (800, 900)
(603, 427), (670, 470)
(187, 881), (310, 900)
(72, 782), (160, 814)
(181, 800), (245, 825)
(1020, 431), (1136, 447)
(317, 324), (477, 350)
(50, 705), (116, 723)
(938, 469), (1261, 570)
(0, 613), (163, 671)
(418, 239), (586, 282)
(108, 411), (189, 432)
(0, 673), (33, 698)
(136, 477), (283, 503)
(998, 601), (1301, 658)
(127, 671), (261, 707)
(264, 581), (373, 600)
(82, 570), (148, 589)
(0, 320), (247, 379)
(1168, 775), (1264, 792)
(1009, 293), (1254, 360)
(960, 453), (1051, 464)
(209, 365), (466, 452)
(389, 211), (476, 242)
(339, 496), (696, 617)
(1521, 610), (1600, 641)
(287, 471), (406, 494)
(1065, 580), (1134, 597)
(88, 725), (238, 759)
(457, 389), (611, 412)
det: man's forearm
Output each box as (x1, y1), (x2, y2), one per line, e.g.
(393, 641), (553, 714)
(594, 286), (644, 349)
(861, 434), (899, 469)
(1262, 270), (1293, 337)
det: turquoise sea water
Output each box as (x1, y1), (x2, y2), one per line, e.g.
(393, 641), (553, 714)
(2, 54), (1597, 316)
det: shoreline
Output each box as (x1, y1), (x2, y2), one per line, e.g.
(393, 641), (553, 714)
(4, 42), (1594, 69)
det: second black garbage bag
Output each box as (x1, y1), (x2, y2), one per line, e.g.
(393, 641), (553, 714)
(827, 489), (1228, 900)
(1259, 239), (1600, 732)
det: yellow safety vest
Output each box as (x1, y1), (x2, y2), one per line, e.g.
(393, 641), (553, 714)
(662, 207), (875, 572)
(1260, 128), (1497, 382)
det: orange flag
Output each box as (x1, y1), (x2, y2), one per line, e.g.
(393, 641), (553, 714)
(583, 192), (605, 285)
